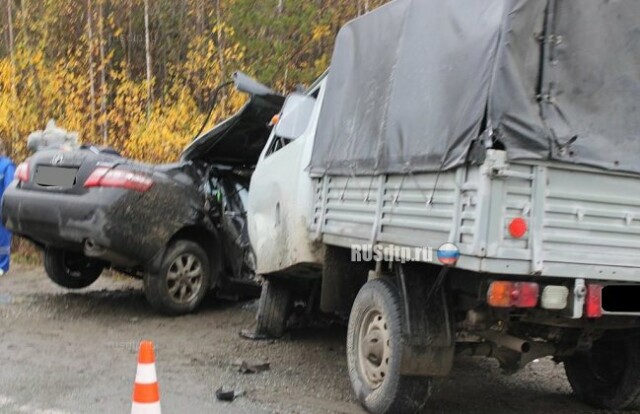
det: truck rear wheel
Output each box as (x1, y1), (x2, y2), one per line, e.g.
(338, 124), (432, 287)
(564, 334), (640, 410)
(44, 247), (103, 289)
(347, 278), (431, 414)
(255, 277), (292, 338)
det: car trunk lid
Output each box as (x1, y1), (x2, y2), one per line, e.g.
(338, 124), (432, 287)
(21, 148), (123, 194)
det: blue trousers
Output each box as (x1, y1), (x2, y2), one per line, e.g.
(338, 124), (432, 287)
(0, 156), (15, 273)
(0, 231), (10, 273)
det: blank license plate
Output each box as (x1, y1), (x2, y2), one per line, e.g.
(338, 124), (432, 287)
(602, 285), (640, 313)
(35, 166), (78, 187)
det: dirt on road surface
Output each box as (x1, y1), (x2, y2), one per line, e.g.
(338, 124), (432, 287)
(0, 264), (600, 414)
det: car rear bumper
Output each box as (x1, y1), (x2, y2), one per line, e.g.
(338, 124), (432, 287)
(2, 186), (160, 267)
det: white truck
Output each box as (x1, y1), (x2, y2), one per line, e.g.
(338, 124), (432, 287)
(248, 0), (640, 413)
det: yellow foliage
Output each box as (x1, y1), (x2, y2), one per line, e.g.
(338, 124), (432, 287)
(312, 24), (331, 42)
(0, 26), (247, 164)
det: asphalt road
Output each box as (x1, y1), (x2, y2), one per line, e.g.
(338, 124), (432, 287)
(0, 264), (609, 413)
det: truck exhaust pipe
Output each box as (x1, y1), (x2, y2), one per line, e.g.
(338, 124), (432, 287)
(477, 331), (531, 354)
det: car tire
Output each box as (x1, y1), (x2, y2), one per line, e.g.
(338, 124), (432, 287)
(564, 333), (640, 410)
(255, 277), (292, 338)
(347, 278), (431, 414)
(43, 247), (104, 289)
(144, 240), (211, 316)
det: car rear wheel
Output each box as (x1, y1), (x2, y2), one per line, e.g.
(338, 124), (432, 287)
(144, 240), (211, 315)
(564, 333), (640, 410)
(43, 247), (104, 289)
(347, 278), (431, 414)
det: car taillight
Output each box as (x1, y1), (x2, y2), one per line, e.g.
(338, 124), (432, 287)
(84, 167), (153, 192)
(487, 281), (539, 308)
(585, 284), (603, 318)
(15, 162), (29, 183)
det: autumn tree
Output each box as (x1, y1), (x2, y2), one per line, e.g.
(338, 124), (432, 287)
(0, 0), (389, 163)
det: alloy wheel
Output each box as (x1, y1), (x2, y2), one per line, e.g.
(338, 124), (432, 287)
(166, 253), (204, 304)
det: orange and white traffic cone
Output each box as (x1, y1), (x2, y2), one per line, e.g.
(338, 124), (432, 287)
(131, 340), (161, 414)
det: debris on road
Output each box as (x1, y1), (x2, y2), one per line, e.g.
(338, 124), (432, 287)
(233, 359), (270, 374)
(215, 387), (245, 402)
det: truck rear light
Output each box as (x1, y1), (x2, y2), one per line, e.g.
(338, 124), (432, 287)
(487, 281), (539, 308)
(15, 162), (29, 182)
(540, 285), (569, 310)
(508, 217), (528, 239)
(585, 284), (603, 318)
(487, 281), (513, 307)
(515, 282), (539, 308)
(84, 167), (153, 192)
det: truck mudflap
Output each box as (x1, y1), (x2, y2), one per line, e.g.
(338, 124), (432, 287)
(396, 263), (454, 376)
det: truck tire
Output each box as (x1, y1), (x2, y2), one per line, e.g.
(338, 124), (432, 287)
(44, 247), (103, 289)
(144, 240), (211, 315)
(564, 334), (640, 410)
(347, 278), (431, 414)
(255, 278), (291, 338)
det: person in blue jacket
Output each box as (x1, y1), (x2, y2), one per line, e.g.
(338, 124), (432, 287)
(0, 147), (15, 275)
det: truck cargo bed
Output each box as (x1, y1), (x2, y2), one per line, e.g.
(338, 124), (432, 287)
(311, 151), (640, 281)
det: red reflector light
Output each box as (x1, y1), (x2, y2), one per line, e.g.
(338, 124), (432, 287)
(84, 167), (153, 192)
(487, 281), (539, 308)
(508, 217), (528, 239)
(15, 162), (29, 183)
(514, 282), (539, 308)
(585, 284), (603, 318)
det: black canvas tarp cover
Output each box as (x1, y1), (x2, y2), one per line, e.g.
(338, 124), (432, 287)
(309, 0), (640, 176)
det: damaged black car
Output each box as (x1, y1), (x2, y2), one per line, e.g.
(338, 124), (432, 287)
(2, 72), (284, 315)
